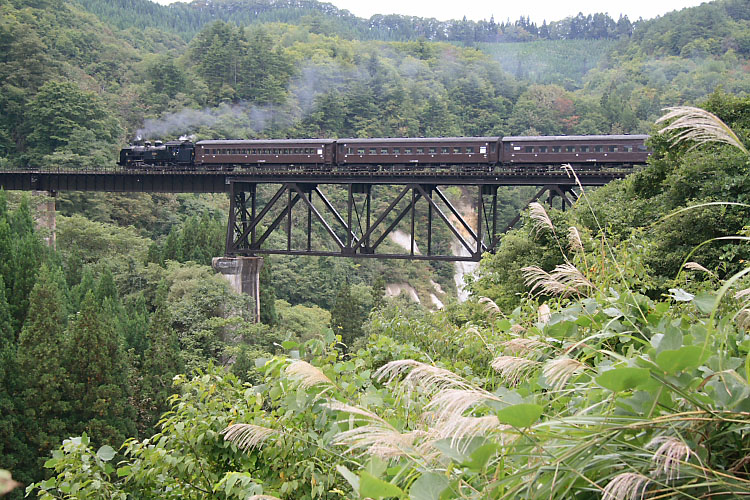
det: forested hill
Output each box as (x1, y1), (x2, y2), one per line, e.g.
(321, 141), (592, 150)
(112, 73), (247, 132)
(73, 0), (637, 42)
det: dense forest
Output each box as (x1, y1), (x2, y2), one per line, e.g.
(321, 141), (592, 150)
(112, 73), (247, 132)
(3, 0), (750, 498)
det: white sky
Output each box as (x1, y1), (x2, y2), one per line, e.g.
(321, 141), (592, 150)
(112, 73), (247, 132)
(155, 0), (710, 24)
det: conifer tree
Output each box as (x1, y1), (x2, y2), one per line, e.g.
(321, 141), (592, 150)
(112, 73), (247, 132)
(0, 276), (29, 484)
(65, 291), (135, 446)
(138, 283), (182, 432)
(16, 264), (69, 470)
(259, 259), (277, 325)
(330, 282), (363, 348)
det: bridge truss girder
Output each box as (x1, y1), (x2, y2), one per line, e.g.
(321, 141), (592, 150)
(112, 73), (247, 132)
(225, 181), (578, 263)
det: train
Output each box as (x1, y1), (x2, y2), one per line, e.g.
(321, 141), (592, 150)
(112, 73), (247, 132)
(118, 135), (651, 171)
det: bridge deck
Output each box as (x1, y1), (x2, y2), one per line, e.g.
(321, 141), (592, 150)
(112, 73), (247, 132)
(0, 168), (627, 193)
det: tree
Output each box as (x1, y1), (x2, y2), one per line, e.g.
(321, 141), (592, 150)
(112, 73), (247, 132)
(65, 291), (135, 446)
(25, 81), (121, 164)
(138, 284), (182, 433)
(0, 275), (30, 486)
(16, 264), (70, 474)
(330, 282), (364, 348)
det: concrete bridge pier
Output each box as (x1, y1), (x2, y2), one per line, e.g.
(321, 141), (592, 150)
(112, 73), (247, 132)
(33, 190), (56, 248)
(212, 256), (263, 323)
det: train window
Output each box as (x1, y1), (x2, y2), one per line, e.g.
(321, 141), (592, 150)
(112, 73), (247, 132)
(381, 148), (389, 154)
(466, 147), (474, 154)
(429, 147), (437, 154)
(552, 146), (561, 153)
(251, 149), (256, 154)
(580, 146), (589, 153)
(404, 148), (412, 154)
(594, 146), (603, 152)
(369, 148), (377, 155)
(281, 149), (287, 154)
(491, 144), (496, 153)
(608, 146), (617, 152)
(638, 145), (648, 151)
(453, 147), (461, 154)
(347, 148), (353, 154)
(416, 148), (424, 154)
(624, 146), (633, 152)
(393, 148), (400, 154)
(357, 148), (365, 155)
(480, 146), (487, 154)
(441, 147), (449, 154)
(525, 146), (533, 153)
(565, 146), (575, 153)
(538, 146), (547, 153)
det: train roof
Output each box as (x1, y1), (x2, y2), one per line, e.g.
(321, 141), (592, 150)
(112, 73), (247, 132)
(196, 139), (336, 145)
(337, 137), (501, 144)
(502, 135), (649, 142)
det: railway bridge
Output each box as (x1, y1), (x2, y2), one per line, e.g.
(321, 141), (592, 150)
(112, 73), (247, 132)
(0, 165), (632, 320)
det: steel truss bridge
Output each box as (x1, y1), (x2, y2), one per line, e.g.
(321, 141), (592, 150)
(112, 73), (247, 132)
(0, 167), (630, 262)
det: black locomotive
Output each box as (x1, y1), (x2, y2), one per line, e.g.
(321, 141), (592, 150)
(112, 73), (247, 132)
(119, 135), (650, 170)
(118, 140), (195, 168)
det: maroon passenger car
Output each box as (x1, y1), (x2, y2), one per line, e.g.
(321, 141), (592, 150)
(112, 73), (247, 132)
(501, 135), (650, 167)
(194, 139), (336, 168)
(336, 137), (500, 167)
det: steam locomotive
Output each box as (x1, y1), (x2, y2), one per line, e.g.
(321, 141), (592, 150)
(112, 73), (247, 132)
(119, 135), (650, 170)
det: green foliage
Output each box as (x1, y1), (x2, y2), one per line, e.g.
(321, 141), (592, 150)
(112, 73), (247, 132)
(25, 81), (121, 166)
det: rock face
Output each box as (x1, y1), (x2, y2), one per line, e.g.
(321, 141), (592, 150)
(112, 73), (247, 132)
(212, 256), (263, 322)
(385, 282), (420, 303)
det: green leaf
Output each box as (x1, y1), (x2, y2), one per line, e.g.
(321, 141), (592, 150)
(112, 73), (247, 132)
(116, 466), (131, 478)
(360, 471), (404, 499)
(336, 465), (360, 496)
(693, 292), (715, 314)
(96, 445), (116, 462)
(464, 443), (500, 471)
(655, 346), (708, 374)
(409, 472), (449, 500)
(596, 367), (650, 392)
(495, 403), (543, 428)
(281, 340), (299, 349)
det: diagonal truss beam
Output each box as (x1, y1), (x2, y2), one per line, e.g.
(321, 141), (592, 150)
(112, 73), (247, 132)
(225, 181), (580, 262)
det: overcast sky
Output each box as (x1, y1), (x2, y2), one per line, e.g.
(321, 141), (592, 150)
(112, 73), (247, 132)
(323, 0), (708, 24)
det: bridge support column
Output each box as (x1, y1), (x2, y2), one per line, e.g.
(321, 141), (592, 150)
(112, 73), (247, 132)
(33, 190), (56, 248)
(212, 256), (263, 323)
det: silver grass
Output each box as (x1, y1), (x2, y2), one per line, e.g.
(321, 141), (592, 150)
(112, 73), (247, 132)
(529, 202), (555, 235)
(221, 423), (277, 451)
(543, 357), (586, 391)
(602, 472), (651, 500)
(649, 436), (692, 481)
(657, 106), (749, 154)
(684, 261), (714, 275)
(522, 263), (594, 297)
(737, 308), (750, 330)
(490, 356), (541, 386)
(510, 324), (526, 335)
(429, 415), (506, 448)
(374, 360), (474, 393)
(424, 388), (501, 422)
(500, 337), (548, 357)
(568, 226), (584, 252)
(735, 287), (750, 299)
(285, 360), (333, 389)
(478, 296), (504, 318)
(326, 402), (425, 459)
(538, 304), (552, 325)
